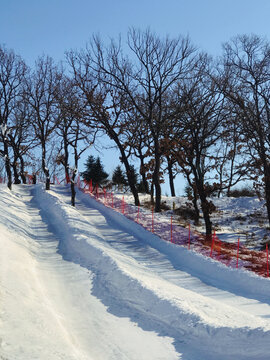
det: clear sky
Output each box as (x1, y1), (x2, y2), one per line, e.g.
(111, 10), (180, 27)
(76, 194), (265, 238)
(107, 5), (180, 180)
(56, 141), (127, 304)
(1, 0), (270, 194)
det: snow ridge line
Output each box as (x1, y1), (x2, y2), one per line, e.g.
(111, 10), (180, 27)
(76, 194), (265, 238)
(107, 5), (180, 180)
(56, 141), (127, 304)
(33, 185), (270, 359)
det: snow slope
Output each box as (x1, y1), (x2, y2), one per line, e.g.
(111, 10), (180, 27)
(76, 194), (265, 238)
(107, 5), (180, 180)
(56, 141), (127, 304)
(1, 184), (270, 359)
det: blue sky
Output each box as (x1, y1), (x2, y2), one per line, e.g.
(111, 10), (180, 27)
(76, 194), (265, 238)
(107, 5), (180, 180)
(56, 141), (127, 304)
(1, 0), (270, 194)
(2, 0), (270, 63)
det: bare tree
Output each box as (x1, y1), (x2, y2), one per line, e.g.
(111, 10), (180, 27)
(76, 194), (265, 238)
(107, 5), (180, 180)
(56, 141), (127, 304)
(220, 34), (270, 225)
(25, 55), (61, 190)
(171, 54), (225, 235)
(123, 105), (152, 194)
(214, 114), (248, 197)
(8, 93), (38, 184)
(0, 45), (27, 189)
(89, 28), (196, 211)
(67, 50), (141, 205)
(56, 75), (95, 206)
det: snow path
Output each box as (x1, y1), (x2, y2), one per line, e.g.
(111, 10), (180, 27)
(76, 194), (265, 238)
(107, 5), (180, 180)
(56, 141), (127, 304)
(0, 185), (178, 360)
(1, 184), (270, 359)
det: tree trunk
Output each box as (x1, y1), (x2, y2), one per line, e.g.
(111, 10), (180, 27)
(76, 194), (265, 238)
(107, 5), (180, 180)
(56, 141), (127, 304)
(217, 164), (223, 198)
(150, 181), (154, 205)
(125, 160), (140, 206)
(186, 173), (200, 225)
(139, 156), (150, 194)
(19, 154), (27, 184)
(192, 186), (200, 226)
(12, 158), (21, 184)
(110, 129), (140, 206)
(4, 142), (12, 190)
(264, 164), (270, 227)
(153, 149), (162, 212)
(45, 176), (50, 190)
(64, 139), (70, 184)
(194, 169), (212, 235)
(197, 184), (212, 235)
(42, 144), (50, 190)
(153, 172), (161, 212)
(166, 156), (175, 197)
(200, 198), (212, 235)
(70, 149), (78, 207)
(71, 181), (76, 206)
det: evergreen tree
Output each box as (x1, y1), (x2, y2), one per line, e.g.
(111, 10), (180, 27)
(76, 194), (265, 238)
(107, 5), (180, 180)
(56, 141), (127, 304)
(126, 165), (139, 190)
(82, 155), (108, 186)
(82, 155), (95, 182)
(112, 165), (127, 189)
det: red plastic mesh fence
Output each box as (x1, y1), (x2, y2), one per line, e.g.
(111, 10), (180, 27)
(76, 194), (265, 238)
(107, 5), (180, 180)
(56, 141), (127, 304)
(78, 180), (269, 278)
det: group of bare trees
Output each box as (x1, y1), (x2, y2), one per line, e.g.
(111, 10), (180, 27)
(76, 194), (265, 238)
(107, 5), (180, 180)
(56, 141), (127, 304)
(1, 30), (270, 235)
(0, 46), (94, 206)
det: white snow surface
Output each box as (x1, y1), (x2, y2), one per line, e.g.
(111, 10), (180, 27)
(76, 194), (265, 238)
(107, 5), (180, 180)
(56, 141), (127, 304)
(1, 184), (270, 359)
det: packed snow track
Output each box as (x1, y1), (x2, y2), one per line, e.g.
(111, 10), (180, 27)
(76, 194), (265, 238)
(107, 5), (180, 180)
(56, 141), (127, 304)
(1, 184), (270, 360)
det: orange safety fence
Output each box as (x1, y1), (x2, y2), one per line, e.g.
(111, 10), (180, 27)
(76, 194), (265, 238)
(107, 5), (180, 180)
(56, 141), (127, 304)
(76, 178), (270, 279)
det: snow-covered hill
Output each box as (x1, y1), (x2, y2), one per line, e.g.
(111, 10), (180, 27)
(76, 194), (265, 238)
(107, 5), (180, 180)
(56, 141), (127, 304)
(1, 184), (270, 359)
